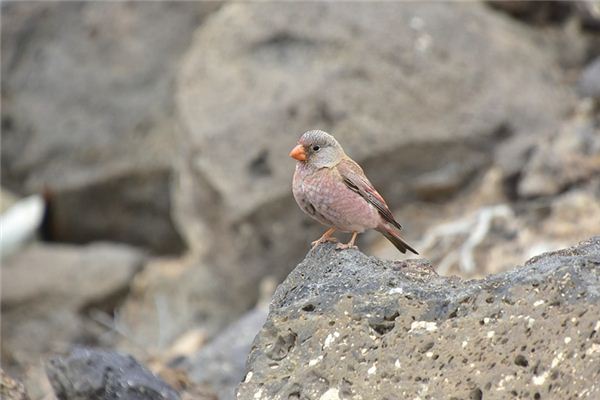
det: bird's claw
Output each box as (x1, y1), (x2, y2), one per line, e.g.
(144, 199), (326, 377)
(311, 236), (338, 249)
(335, 242), (358, 251)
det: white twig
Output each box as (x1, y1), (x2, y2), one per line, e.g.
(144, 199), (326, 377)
(418, 204), (515, 274)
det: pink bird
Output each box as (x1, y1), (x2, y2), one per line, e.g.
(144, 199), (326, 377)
(290, 130), (418, 254)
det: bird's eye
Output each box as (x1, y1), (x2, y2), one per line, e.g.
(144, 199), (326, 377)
(312, 145), (320, 152)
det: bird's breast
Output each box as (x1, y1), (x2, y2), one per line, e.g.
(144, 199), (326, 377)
(293, 165), (380, 232)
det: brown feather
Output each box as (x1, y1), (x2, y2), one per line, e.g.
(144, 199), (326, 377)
(338, 158), (402, 230)
(377, 225), (419, 255)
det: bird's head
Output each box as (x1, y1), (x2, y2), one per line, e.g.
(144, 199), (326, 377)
(289, 130), (345, 168)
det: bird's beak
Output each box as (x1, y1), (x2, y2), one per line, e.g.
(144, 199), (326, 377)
(289, 144), (307, 161)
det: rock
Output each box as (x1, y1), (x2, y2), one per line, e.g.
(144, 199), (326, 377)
(403, 185), (600, 278)
(116, 266), (276, 374)
(2, 242), (144, 309)
(46, 348), (179, 400)
(237, 238), (600, 399)
(486, 1), (573, 24)
(174, 1), (573, 323)
(0, 2), (220, 253)
(411, 161), (478, 201)
(184, 305), (269, 400)
(115, 257), (248, 355)
(518, 99), (600, 198)
(578, 56), (600, 100)
(372, 160), (600, 278)
(487, 1), (600, 30)
(575, 1), (600, 31)
(0, 370), (29, 400)
(1, 243), (145, 374)
(44, 168), (185, 254)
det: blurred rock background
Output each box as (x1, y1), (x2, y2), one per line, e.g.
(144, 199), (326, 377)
(1, 1), (599, 398)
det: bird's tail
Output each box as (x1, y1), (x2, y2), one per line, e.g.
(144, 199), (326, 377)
(377, 225), (419, 255)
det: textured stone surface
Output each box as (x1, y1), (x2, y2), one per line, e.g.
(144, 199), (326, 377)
(237, 238), (600, 399)
(1, 2), (220, 253)
(46, 348), (179, 400)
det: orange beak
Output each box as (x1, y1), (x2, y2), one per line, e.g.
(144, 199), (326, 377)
(289, 144), (307, 161)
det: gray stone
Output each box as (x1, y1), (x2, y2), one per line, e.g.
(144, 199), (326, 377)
(517, 100), (600, 198)
(46, 348), (179, 400)
(1, 243), (145, 372)
(237, 238), (600, 399)
(2, 242), (144, 309)
(115, 257), (249, 355)
(1, 2), (221, 253)
(578, 56), (600, 100)
(185, 305), (269, 400)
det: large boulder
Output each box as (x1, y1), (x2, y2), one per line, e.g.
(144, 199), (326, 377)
(237, 238), (600, 399)
(174, 1), (574, 308)
(1, 2), (220, 253)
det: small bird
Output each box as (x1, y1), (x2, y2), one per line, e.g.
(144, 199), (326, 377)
(290, 130), (418, 254)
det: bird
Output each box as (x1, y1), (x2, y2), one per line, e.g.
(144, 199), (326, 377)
(290, 130), (418, 254)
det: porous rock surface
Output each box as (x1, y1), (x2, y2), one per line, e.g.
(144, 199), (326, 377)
(237, 238), (600, 399)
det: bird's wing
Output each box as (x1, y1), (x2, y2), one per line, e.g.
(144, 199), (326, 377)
(337, 158), (402, 230)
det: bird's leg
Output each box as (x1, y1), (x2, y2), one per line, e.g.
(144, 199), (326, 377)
(311, 227), (338, 249)
(336, 232), (359, 250)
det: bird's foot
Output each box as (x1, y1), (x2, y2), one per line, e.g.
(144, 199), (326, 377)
(310, 227), (338, 249)
(335, 242), (358, 250)
(311, 236), (338, 249)
(335, 232), (359, 250)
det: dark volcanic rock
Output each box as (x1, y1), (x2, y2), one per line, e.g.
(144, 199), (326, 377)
(237, 238), (600, 399)
(46, 348), (179, 400)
